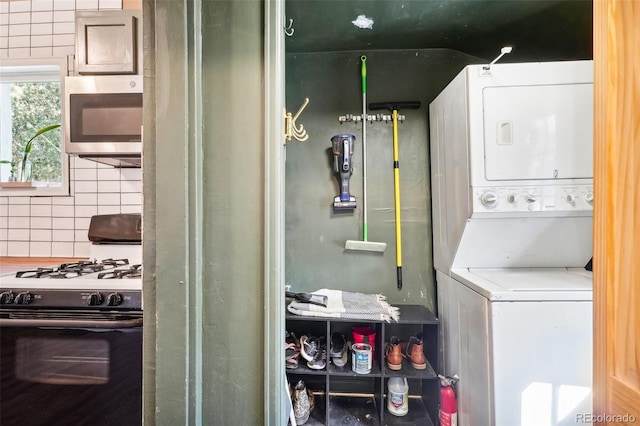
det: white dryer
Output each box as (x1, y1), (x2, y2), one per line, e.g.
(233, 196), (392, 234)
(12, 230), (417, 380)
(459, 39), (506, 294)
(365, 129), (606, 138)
(429, 60), (594, 425)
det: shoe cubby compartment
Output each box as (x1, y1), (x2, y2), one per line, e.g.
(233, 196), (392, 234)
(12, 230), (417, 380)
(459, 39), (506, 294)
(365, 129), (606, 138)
(286, 304), (438, 425)
(287, 374), (327, 426)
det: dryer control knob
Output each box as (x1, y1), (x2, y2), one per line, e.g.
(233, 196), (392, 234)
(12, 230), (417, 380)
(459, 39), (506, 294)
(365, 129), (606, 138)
(480, 191), (498, 208)
(585, 192), (594, 203)
(564, 194), (575, 203)
(525, 194), (537, 204)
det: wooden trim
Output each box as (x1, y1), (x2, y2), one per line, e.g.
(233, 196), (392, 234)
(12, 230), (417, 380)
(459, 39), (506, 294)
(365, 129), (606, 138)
(592, 0), (608, 419)
(122, 0), (142, 10)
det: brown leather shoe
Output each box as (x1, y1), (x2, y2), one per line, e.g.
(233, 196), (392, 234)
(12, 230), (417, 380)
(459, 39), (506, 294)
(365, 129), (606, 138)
(400, 333), (427, 370)
(385, 336), (403, 370)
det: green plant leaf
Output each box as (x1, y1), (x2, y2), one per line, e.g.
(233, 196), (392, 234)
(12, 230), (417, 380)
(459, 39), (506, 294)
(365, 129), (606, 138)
(22, 124), (61, 181)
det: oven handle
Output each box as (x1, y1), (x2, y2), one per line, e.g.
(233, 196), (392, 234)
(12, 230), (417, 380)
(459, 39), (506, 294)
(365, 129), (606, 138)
(0, 317), (143, 328)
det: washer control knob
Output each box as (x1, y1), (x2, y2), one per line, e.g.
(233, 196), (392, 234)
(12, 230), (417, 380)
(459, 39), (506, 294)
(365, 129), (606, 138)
(480, 191), (498, 208)
(0, 291), (15, 305)
(107, 293), (124, 307)
(585, 192), (594, 203)
(564, 193), (575, 203)
(15, 292), (33, 305)
(88, 293), (104, 306)
(525, 194), (537, 204)
(507, 194), (516, 204)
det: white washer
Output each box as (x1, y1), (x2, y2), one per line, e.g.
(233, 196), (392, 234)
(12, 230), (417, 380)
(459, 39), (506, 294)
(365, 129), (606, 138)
(429, 61), (594, 426)
(438, 268), (592, 425)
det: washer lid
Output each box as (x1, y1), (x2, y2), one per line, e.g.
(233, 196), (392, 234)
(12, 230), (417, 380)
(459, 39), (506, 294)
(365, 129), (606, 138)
(450, 267), (592, 301)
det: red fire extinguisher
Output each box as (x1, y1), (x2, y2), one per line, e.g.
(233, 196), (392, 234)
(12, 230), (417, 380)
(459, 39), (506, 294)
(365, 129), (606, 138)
(438, 374), (458, 426)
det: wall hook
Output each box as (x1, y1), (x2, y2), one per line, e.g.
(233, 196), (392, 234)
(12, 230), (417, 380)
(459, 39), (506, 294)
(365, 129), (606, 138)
(285, 98), (310, 142)
(483, 46), (513, 72)
(284, 19), (295, 37)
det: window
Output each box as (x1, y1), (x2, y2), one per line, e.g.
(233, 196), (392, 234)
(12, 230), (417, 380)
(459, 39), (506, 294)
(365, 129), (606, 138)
(0, 57), (69, 196)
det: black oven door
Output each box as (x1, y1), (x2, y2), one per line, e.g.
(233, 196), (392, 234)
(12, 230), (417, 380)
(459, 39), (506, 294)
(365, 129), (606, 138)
(0, 315), (142, 426)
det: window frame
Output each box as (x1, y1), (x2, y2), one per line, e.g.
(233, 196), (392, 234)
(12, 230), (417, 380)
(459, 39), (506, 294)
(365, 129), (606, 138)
(0, 56), (70, 197)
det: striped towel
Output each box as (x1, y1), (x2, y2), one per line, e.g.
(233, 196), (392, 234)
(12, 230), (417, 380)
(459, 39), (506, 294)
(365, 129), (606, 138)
(287, 288), (400, 322)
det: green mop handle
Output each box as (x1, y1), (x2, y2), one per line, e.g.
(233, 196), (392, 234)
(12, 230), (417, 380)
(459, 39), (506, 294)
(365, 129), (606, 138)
(361, 55), (369, 242)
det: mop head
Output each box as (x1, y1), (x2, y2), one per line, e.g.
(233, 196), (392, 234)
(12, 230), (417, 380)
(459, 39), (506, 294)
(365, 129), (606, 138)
(345, 239), (387, 252)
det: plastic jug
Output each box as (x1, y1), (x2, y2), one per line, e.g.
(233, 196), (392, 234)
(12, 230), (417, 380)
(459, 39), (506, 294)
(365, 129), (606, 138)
(387, 376), (409, 416)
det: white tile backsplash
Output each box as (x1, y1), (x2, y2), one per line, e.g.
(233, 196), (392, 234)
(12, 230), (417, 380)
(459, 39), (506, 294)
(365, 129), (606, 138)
(30, 45), (51, 55)
(9, 11), (30, 24)
(51, 241), (74, 257)
(30, 216), (52, 229)
(31, 229), (52, 242)
(0, 0), (137, 258)
(30, 241), (52, 256)
(53, 10), (74, 22)
(54, 0), (76, 11)
(8, 216), (29, 228)
(52, 21), (73, 34)
(74, 192), (97, 205)
(8, 241), (29, 257)
(8, 228), (30, 241)
(74, 205), (97, 218)
(32, 0), (53, 12)
(31, 204), (52, 217)
(9, 1), (31, 13)
(97, 180), (121, 193)
(53, 229), (74, 241)
(52, 204), (75, 217)
(52, 217), (74, 229)
(31, 11), (53, 23)
(52, 32), (73, 45)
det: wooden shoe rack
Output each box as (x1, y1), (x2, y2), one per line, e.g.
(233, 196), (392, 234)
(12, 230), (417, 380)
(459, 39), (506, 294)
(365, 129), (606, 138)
(286, 305), (439, 425)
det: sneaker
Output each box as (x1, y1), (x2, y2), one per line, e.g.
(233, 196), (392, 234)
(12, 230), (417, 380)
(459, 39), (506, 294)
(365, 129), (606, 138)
(385, 335), (402, 370)
(330, 333), (348, 367)
(291, 380), (314, 425)
(400, 332), (427, 370)
(300, 335), (320, 362)
(307, 336), (327, 370)
(285, 331), (300, 370)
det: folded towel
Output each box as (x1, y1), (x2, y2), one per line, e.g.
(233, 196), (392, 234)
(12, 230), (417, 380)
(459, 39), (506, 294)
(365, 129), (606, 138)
(287, 288), (400, 322)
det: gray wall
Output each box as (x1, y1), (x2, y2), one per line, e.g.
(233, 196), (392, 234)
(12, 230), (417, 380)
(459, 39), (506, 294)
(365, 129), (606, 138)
(285, 49), (482, 310)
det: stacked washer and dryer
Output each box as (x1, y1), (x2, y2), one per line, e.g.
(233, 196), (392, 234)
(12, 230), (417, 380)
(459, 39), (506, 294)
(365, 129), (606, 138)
(429, 61), (594, 426)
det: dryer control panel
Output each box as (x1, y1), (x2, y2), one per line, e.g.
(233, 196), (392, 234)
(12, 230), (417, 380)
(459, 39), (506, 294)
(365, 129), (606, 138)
(473, 184), (593, 214)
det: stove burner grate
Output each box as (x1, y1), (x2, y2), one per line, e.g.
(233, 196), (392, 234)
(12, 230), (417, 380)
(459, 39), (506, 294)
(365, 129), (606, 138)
(98, 264), (142, 280)
(14, 258), (137, 280)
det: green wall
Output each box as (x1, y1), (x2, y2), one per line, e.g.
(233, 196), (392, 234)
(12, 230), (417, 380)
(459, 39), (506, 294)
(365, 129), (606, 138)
(285, 49), (482, 310)
(145, 0), (267, 424)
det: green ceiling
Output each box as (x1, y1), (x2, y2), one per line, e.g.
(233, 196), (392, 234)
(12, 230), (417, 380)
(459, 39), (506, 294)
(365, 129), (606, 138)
(285, 0), (593, 62)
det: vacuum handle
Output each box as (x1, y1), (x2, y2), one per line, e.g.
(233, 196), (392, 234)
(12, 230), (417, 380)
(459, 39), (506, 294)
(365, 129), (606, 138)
(369, 101), (421, 111)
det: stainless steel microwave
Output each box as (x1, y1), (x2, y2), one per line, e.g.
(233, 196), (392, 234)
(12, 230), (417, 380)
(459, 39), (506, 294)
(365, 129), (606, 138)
(65, 75), (142, 167)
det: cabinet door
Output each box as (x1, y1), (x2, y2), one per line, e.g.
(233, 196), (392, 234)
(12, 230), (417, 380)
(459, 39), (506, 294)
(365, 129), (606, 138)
(76, 13), (138, 74)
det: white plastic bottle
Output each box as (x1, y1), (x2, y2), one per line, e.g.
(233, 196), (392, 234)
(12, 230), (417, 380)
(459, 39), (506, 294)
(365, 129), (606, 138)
(387, 376), (409, 416)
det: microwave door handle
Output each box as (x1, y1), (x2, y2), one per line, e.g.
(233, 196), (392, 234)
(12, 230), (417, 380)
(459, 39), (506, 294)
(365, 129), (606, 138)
(0, 317), (143, 329)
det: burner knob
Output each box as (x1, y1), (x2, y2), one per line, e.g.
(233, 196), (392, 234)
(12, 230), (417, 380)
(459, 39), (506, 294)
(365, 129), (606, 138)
(14, 292), (33, 305)
(107, 293), (123, 306)
(0, 291), (15, 304)
(88, 293), (104, 306)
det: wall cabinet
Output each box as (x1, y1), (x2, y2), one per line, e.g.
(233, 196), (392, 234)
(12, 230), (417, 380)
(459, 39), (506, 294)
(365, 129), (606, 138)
(75, 10), (141, 75)
(286, 305), (439, 425)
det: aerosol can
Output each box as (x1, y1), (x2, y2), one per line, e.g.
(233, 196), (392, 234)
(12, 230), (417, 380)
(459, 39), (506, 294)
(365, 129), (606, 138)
(438, 374), (458, 426)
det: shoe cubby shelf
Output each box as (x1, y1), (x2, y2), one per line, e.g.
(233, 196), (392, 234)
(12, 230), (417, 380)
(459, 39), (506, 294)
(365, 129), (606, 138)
(286, 304), (439, 426)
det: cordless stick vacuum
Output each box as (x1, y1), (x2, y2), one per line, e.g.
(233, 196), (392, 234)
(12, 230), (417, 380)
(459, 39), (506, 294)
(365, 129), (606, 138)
(331, 134), (357, 211)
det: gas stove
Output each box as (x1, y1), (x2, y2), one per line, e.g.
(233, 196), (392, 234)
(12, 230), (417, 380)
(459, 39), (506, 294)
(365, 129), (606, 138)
(0, 249), (142, 311)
